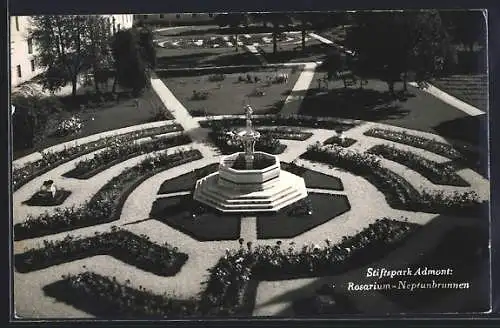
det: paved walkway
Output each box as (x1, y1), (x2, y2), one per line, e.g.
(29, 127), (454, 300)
(280, 62), (319, 116)
(409, 82), (485, 116)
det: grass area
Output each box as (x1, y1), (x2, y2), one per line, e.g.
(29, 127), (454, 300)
(156, 47), (261, 69)
(256, 193), (350, 239)
(161, 68), (301, 115)
(296, 75), (475, 135)
(13, 88), (172, 160)
(149, 195), (241, 241)
(258, 41), (330, 64)
(157, 163), (219, 194)
(432, 75), (487, 111)
(22, 190), (72, 207)
(281, 162), (344, 191)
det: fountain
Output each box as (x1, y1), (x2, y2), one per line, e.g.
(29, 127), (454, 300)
(193, 105), (308, 212)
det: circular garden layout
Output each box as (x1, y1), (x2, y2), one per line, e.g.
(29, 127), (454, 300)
(13, 109), (490, 318)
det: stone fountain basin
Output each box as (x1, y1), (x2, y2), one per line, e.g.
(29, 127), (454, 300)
(219, 152), (280, 185)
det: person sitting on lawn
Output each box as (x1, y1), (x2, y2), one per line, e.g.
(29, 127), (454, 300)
(39, 180), (57, 199)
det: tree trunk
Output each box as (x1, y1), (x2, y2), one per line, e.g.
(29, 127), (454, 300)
(94, 71), (101, 94)
(273, 31), (278, 54)
(112, 73), (118, 94)
(388, 81), (395, 95)
(301, 25), (306, 51)
(402, 71), (408, 93)
(72, 75), (78, 99)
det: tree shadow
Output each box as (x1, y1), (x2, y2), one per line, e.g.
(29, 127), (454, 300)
(156, 52), (216, 68)
(297, 87), (410, 121)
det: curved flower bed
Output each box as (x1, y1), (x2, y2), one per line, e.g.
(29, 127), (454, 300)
(200, 115), (357, 131)
(43, 272), (200, 318)
(255, 127), (313, 141)
(363, 128), (479, 164)
(199, 218), (419, 315)
(367, 145), (470, 187)
(14, 149), (203, 240)
(13, 123), (183, 191)
(64, 134), (191, 179)
(209, 127), (286, 155)
(302, 144), (483, 215)
(16, 228), (188, 275)
(324, 136), (357, 148)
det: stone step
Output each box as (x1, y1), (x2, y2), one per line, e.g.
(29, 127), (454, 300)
(199, 180), (299, 203)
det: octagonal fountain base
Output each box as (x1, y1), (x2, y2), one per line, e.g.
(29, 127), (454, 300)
(193, 152), (308, 212)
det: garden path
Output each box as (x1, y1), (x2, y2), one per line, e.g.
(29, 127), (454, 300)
(280, 62), (319, 116)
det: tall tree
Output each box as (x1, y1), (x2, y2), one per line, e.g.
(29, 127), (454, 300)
(28, 15), (111, 99)
(111, 27), (156, 96)
(258, 12), (293, 54)
(345, 10), (451, 94)
(86, 16), (113, 93)
(214, 13), (250, 51)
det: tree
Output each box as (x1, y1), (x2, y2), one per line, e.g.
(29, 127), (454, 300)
(111, 27), (156, 96)
(86, 16), (113, 93)
(293, 12), (349, 51)
(257, 12), (293, 54)
(28, 15), (112, 99)
(440, 10), (486, 52)
(345, 10), (452, 94)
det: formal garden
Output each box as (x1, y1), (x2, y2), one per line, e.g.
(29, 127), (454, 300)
(12, 10), (490, 319)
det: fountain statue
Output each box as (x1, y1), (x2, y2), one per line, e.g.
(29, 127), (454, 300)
(193, 105), (308, 213)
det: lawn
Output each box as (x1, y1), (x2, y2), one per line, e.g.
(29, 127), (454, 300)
(161, 67), (302, 115)
(256, 193), (351, 239)
(258, 40), (330, 64)
(149, 194), (242, 241)
(156, 47), (261, 69)
(432, 74), (487, 111)
(13, 87), (172, 160)
(296, 73), (478, 136)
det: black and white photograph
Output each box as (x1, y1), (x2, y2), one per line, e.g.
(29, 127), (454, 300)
(10, 10), (491, 319)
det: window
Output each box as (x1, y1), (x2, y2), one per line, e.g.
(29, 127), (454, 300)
(15, 17), (19, 31)
(30, 59), (35, 72)
(160, 14), (164, 19)
(176, 14), (181, 19)
(16, 65), (21, 78)
(27, 38), (33, 54)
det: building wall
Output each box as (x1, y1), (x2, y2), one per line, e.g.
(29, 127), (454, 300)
(10, 16), (44, 88)
(10, 14), (134, 88)
(133, 13), (216, 25)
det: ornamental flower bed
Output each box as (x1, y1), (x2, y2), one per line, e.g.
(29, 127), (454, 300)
(301, 144), (483, 215)
(51, 116), (84, 138)
(255, 127), (313, 141)
(199, 115), (357, 131)
(199, 218), (419, 315)
(14, 149), (203, 240)
(13, 123), (183, 191)
(43, 272), (200, 318)
(65, 134), (191, 179)
(363, 128), (476, 163)
(15, 228), (188, 276)
(323, 135), (357, 148)
(367, 145), (470, 187)
(209, 127), (286, 155)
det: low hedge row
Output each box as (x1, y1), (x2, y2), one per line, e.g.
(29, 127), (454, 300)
(13, 123), (183, 191)
(16, 228), (188, 276)
(14, 149), (203, 240)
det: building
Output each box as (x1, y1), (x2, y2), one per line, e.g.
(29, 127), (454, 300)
(133, 13), (216, 26)
(10, 14), (134, 88)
